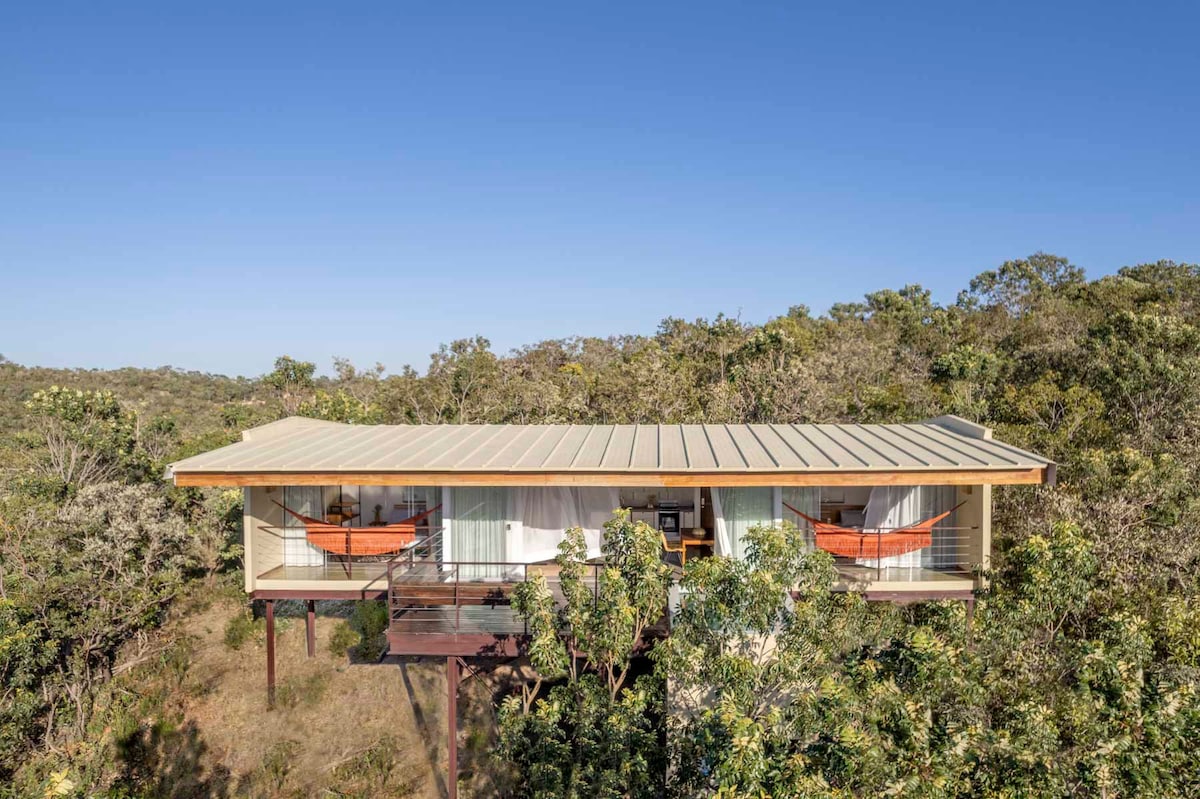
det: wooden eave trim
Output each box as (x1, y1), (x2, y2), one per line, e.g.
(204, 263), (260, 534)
(173, 466), (1049, 488)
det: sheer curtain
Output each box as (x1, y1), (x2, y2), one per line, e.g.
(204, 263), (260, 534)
(782, 486), (821, 552)
(512, 487), (618, 561)
(282, 486), (325, 567)
(713, 487), (774, 559)
(861, 485), (957, 569)
(449, 486), (509, 579)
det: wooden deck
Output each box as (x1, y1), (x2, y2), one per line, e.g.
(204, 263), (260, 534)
(388, 606), (529, 655)
(258, 563), (389, 581)
(257, 556), (976, 654)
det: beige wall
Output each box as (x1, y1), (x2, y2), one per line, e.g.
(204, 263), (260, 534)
(244, 486), (286, 592)
(955, 483), (992, 575)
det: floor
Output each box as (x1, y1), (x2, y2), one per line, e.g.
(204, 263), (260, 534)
(257, 562), (389, 581)
(834, 563), (973, 583)
(260, 559), (965, 587)
(391, 605), (528, 637)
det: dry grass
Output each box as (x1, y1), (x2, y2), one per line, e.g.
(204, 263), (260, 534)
(160, 597), (455, 798)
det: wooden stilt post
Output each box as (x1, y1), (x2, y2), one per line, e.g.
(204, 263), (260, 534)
(306, 600), (316, 658)
(965, 597), (976, 629)
(265, 599), (277, 708)
(447, 656), (459, 799)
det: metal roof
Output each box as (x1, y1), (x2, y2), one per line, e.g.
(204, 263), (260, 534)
(168, 416), (1053, 476)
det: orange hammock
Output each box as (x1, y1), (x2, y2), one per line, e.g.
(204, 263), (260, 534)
(783, 501), (965, 559)
(273, 501), (442, 557)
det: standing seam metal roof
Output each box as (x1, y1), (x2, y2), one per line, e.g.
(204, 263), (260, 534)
(168, 417), (1053, 474)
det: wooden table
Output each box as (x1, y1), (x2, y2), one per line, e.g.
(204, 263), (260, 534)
(678, 534), (714, 565)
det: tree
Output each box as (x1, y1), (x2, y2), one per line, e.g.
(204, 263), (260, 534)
(297, 388), (382, 424)
(960, 252), (1086, 315)
(497, 511), (672, 798)
(22, 387), (140, 493)
(0, 483), (199, 777)
(661, 518), (1200, 798)
(262, 355), (316, 415)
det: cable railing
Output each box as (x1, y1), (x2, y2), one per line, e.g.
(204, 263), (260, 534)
(258, 523), (445, 579)
(386, 556), (605, 637)
(802, 528), (980, 583)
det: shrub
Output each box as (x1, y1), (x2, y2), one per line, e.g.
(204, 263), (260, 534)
(350, 600), (390, 661)
(327, 601), (390, 661)
(223, 611), (260, 651)
(328, 621), (359, 657)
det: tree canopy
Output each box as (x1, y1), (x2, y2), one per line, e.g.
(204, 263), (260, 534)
(3, 253), (1200, 797)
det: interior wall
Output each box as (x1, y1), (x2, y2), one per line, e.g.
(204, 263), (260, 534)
(618, 486), (703, 532)
(617, 486), (695, 508)
(818, 486), (872, 506)
(247, 486), (285, 586)
(955, 484), (989, 570)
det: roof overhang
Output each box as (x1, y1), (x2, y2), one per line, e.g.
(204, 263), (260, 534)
(167, 416), (1056, 488)
(170, 466), (1051, 488)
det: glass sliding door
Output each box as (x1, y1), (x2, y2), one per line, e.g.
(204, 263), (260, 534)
(782, 486), (820, 552)
(862, 485), (958, 569)
(713, 487), (774, 560)
(282, 486), (325, 567)
(449, 486), (508, 579)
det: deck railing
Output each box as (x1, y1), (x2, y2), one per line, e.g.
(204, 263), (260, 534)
(383, 519), (981, 638)
(386, 548), (605, 637)
(260, 522), (445, 577)
(794, 524), (979, 583)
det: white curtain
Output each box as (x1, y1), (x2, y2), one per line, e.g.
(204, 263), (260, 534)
(449, 486), (509, 580)
(713, 487), (774, 559)
(282, 486), (325, 567)
(513, 487), (619, 561)
(861, 485), (957, 569)
(782, 486), (821, 551)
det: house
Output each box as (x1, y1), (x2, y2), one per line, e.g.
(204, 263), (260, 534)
(167, 415), (1053, 796)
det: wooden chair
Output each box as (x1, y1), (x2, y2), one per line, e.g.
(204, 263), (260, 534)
(661, 532), (687, 567)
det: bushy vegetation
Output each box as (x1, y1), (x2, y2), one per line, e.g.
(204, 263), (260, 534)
(329, 600), (391, 662)
(498, 513), (671, 797)
(654, 520), (1200, 797)
(2, 253), (1200, 797)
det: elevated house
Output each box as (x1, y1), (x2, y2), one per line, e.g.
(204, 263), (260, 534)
(168, 415), (1053, 795)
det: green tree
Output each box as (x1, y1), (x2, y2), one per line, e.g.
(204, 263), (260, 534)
(21, 387), (140, 493)
(297, 388), (382, 424)
(497, 511), (672, 798)
(0, 483), (199, 780)
(262, 355), (316, 416)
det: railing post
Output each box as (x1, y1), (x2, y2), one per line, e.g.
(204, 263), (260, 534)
(876, 533), (882, 581)
(454, 567), (461, 633)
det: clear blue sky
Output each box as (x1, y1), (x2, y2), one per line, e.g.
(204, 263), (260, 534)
(2, 2), (1197, 377)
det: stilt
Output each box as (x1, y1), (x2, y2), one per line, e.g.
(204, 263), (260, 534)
(306, 600), (316, 657)
(447, 656), (459, 799)
(265, 599), (277, 708)
(965, 597), (976, 629)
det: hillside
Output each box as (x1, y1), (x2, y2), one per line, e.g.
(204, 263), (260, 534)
(3, 254), (1200, 797)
